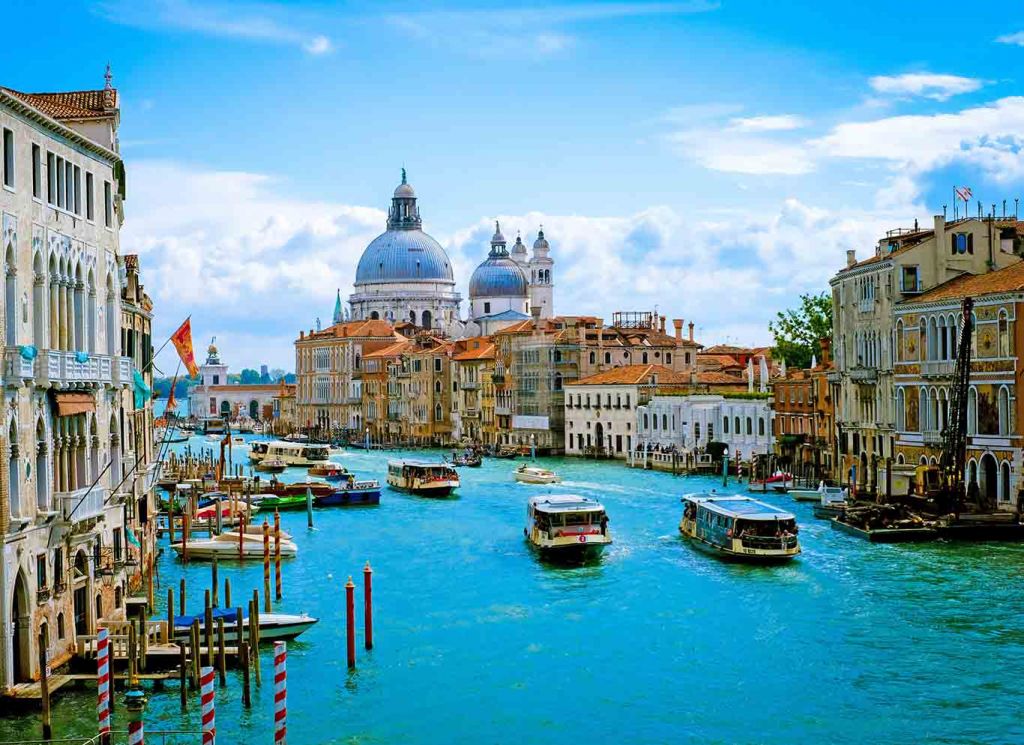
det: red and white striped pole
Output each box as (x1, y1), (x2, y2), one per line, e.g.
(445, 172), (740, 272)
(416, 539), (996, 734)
(97, 628), (111, 743)
(273, 642), (287, 744)
(200, 666), (216, 745)
(127, 720), (144, 745)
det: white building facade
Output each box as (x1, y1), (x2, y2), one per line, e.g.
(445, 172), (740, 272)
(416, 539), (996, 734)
(635, 395), (774, 458)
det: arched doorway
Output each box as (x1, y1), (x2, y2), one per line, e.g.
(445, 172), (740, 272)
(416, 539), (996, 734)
(73, 550), (89, 636)
(409, 310), (417, 325)
(220, 400), (231, 418)
(422, 310), (432, 330)
(249, 400), (259, 420)
(594, 422), (604, 455)
(980, 454), (997, 504)
(1000, 461), (1011, 504)
(11, 570), (31, 683)
(370, 310), (379, 320)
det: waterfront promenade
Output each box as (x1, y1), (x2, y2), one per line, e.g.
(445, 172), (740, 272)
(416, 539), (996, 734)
(3, 438), (1023, 743)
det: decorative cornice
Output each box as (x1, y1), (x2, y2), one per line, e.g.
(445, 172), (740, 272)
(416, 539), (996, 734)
(0, 90), (121, 166)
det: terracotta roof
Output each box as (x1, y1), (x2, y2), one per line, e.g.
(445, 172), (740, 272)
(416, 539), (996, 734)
(299, 319), (400, 342)
(364, 339), (413, 359)
(201, 384), (281, 392)
(696, 371), (746, 385)
(906, 260), (1024, 304)
(697, 354), (741, 370)
(453, 336), (496, 361)
(569, 364), (689, 386)
(2, 88), (116, 121)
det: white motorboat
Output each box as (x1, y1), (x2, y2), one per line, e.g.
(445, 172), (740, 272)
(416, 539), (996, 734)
(170, 533), (298, 560)
(172, 608), (317, 643)
(514, 464), (561, 485)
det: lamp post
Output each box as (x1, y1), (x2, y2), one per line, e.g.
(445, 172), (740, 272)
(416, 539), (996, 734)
(530, 433), (536, 461)
(365, 427), (370, 451)
(722, 446), (730, 487)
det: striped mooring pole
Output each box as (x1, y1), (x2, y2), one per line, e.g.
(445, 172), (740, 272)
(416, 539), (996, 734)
(273, 641), (287, 744)
(97, 628), (111, 743)
(200, 666), (216, 745)
(127, 720), (144, 745)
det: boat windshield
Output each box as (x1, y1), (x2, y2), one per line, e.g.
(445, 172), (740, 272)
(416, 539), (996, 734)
(734, 518), (797, 537)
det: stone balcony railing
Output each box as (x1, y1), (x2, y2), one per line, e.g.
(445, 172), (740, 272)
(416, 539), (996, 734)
(460, 381), (480, 390)
(4, 348), (133, 389)
(495, 406), (512, 416)
(921, 360), (955, 377)
(59, 485), (108, 523)
(922, 429), (944, 446)
(849, 367), (878, 383)
(463, 408), (480, 418)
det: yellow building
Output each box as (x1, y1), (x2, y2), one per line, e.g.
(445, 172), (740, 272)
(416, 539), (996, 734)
(451, 337), (496, 444)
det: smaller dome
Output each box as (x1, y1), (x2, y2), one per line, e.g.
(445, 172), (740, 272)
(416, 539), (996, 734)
(469, 255), (529, 298)
(511, 234), (528, 257)
(394, 182), (415, 198)
(533, 228), (549, 251)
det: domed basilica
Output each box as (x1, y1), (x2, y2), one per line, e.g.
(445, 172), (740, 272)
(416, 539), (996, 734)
(348, 171), (554, 337)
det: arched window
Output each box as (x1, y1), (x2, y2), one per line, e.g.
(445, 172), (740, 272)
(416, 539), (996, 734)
(434, 380), (441, 394)
(1001, 461), (1011, 502)
(927, 316), (938, 361)
(734, 416), (740, 435)
(409, 310), (417, 325)
(434, 403), (442, 422)
(723, 417), (729, 434)
(758, 418), (765, 436)
(87, 269), (97, 353)
(896, 453), (905, 465)
(370, 310), (379, 320)
(919, 318), (927, 361)
(554, 373), (562, 391)
(896, 388), (905, 432)
(967, 387), (977, 435)
(998, 386), (1010, 435)
(662, 414), (668, 430)
(937, 316), (947, 360)
(589, 351), (595, 365)
(32, 253), (45, 349)
(105, 274), (116, 355)
(998, 310), (1009, 356)
(422, 310), (432, 330)
(895, 319), (903, 362)
(8, 419), (20, 520)
(746, 417), (752, 435)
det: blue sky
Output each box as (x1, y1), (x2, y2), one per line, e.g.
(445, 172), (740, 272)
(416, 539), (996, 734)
(3, 1), (1023, 371)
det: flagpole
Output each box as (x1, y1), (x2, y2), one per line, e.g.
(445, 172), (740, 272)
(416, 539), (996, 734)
(142, 315), (193, 375)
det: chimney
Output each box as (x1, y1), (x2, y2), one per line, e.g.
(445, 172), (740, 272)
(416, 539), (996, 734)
(673, 319), (683, 340)
(846, 249), (856, 268)
(300, 331), (304, 339)
(659, 315), (666, 334)
(934, 214), (947, 280)
(688, 321), (694, 342)
(820, 337), (831, 365)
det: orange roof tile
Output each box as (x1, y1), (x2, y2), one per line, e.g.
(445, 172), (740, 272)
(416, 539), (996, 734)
(364, 339), (414, 359)
(569, 364), (689, 386)
(696, 371), (746, 385)
(906, 260), (1024, 304)
(2, 88), (115, 121)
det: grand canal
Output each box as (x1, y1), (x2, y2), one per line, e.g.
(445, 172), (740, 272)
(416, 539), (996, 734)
(3, 439), (1024, 744)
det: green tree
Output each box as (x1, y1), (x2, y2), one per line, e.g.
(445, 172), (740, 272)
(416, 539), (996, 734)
(239, 368), (262, 385)
(769, 292), (832, 369)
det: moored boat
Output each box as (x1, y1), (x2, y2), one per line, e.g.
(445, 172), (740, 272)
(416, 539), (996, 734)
(679, 494), (800, 562)
(308, 463), (349, 479)
(261, 481), (335, 499)
(749, 471), (794, 492)
(173, 607), (316, 643)
(169, 533), (297, 560)
(525, 494), (611, 561)
(812, 485), (849, 520)
(248, 441), (269, 463)
(255, 459), (287, 474)
(261, 440), (330, 467)
(258, 494), (311, 511)
(386, 460), (459, 497)
(514, 464), (561, 484)
(314, 480), (382, 507)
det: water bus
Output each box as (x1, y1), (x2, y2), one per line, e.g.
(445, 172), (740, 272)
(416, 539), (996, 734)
(386, 460), (460, 497)
(525, 495), (611, 561)
(248, 441), (269, 463)
(260, 441), (330, 467)
(679, 494), (800, 562)
(514, 464), (561, 484)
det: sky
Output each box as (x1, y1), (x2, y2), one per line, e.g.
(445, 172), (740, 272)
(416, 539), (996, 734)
(3, 0), (1024, 372)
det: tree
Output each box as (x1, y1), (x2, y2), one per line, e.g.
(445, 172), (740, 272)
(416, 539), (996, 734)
(239, 368), (262, 385)
(769, 292), (832, 370)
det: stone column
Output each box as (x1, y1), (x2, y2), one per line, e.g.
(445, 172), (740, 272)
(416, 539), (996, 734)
(57, 280), (68, 350)
(65, 282), (76, 353)
(49, 279), (58, 352)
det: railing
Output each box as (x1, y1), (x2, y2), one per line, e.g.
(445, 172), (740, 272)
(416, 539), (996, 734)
(826, 370), (842, 384)
(464, 408), (479, 418)
(4, 346), (34, 384)
(922, 429), (943, 446)
(30, 350), (132, 388)
(922, 360), (955, 377)
(495, 406), (511, 416)
(460, 381), (479, 390)
(849, 367), (878, 383)
(58, 485), (108, 523)
(740, 535), (799, 551)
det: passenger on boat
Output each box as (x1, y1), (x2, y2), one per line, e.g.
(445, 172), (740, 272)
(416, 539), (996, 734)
(600, 514), (609, 536)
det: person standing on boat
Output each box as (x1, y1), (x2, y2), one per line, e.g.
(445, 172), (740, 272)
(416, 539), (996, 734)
(600, 514), (609, 536)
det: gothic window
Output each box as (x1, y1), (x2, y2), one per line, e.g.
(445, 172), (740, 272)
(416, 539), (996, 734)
(998, 310), (1009, 356)
(723, 417), (729, 434)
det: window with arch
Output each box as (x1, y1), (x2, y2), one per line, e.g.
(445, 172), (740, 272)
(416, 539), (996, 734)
(604, 352), (611, 364)
(758, 418), (765, 436)
(643, 413), (649, 430)
(661, 414), (668, 430)
(694, 422), (700, 441)
(734, 416), (740, 434)
(723, 417), (729, 434)
(895, 319), (903, 362)
(998, 310), (1010, 357)
(896, 387), (906, 432)
(998, 386), (1010, 435)
(641, 352), (648, 364)
(589, 351), (595, 365)
(746, 417), (752, 435)
(1001, 460), (1011, 502)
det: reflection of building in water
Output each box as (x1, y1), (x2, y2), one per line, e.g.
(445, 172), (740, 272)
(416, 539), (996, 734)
(187, 339), (280, 420)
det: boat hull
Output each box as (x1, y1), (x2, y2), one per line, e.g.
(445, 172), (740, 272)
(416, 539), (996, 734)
(315, 488), (381, 507)
(174, 614), (316, 643)
(169, 540), (298, 559)
(515, 474), (560, 485)
(389, 484), (454, 497)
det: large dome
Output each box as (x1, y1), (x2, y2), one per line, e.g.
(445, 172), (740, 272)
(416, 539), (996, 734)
(354, 171), (455, 285)
(355, 229), (454, 283)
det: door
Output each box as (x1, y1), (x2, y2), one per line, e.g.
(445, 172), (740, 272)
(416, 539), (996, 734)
(73, 586), (88, 636)
(11, 571), (30, 683)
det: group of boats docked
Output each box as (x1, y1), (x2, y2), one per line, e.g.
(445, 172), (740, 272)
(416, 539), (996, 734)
(750, 471), (852, 520)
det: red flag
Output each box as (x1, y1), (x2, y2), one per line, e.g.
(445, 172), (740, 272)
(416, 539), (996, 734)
(171, 318), (199, 377)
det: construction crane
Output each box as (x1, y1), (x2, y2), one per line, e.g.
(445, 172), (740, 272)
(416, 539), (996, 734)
(936, 296), (973, 517)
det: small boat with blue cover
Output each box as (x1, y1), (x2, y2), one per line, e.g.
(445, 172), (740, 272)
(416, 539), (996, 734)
(172, 607), (317, 643)
(314, 479), (382, 507)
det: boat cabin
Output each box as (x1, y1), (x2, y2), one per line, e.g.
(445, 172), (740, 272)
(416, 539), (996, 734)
(680, 494), (799, 559)
(527, 495), (608, 538)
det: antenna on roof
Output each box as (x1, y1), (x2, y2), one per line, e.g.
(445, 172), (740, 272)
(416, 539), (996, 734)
(104, 63), (113, 90)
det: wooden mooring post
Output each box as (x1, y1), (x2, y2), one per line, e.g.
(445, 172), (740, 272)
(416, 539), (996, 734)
(38, 635), (51, 741)
(179, 640), (188, 712)
(263, 521), (272, 613)
(274, 510), (282, 601)
(216, 617), (227, 687)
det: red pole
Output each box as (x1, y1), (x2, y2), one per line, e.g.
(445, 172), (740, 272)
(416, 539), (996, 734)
(238, 514), (245, 560)
(362, 562), (373, 650)
(345, 576), (356, 668)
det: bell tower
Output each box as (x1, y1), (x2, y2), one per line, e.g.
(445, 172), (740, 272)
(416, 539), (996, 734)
(528, 228), (554, 319)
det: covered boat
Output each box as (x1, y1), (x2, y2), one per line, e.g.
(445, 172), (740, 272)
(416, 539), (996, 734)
(315, 480), (382, 507)
(172, 607), (317, 643)
(169, 533), (298, 560)
(812, 486), (849, 519)
(749, 471), (794, 492)
(386, 460), (460, 497)
(255, 459), (287, 474)
(308, 464), (350, 480)
(525, 495), (611, 562)
(679, 494), (800, 562)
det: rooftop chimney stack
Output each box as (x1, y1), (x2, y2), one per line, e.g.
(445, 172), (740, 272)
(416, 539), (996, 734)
(688, 321), (694, 342)
(846, 249), (856, 268)
(659, 315), (666, 334)
(673, 319), (683, 340)
(820, 337), (831, 365)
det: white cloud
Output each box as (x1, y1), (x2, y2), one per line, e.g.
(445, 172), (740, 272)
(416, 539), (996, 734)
(95, 0), (333, 56)
(129, 160), (890, 369)
(996, 31), (1024, 46)
(868, 73), (985, 101)
(535, 32), (575, 55)
(667, 128), (814, 175)
(728, 115), (807, 132)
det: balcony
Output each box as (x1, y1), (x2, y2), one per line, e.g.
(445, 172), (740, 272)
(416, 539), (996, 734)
(826, 370), (842, 384)
(461, 381), (479, 390)
(32, 350), (132, 389)
(4, 346), (35, 385)
(921, 360), (954, 378)
(59, 485), (108, 523)
(849, 367), (878, 383)
(464, 408), (480, 418)
(922, 429), (943, 446)
(495, 405), (511, 416)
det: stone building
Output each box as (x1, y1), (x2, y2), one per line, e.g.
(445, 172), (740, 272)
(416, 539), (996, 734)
(892, 261), (1024, 507)
(361, 337), (411, 444)
(0, 76), (154, 689)
(293, 312), (400, 434)
(578, 312), (700, 379)
(349, 171), (461, 334)
(829, 214), (1024, 492)
(450, 337), (496, 444)
(187, 341), (281, 423)
(636, 394), (773, 459)
(772, 371), (817, 473)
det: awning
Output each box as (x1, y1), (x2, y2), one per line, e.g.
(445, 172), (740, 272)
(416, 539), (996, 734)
(55, 392), (96, 417)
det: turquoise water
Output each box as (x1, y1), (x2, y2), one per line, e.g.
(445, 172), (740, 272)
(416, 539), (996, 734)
(4, 436), (1024, 744)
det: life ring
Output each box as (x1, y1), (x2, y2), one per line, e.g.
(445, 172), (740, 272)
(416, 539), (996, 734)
(578, 534), (587, 543)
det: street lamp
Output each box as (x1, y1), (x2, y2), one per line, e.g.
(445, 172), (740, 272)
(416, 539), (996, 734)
(722, 446), (730, 487)
(530, 433), (536, 461)
(365, 427), (370, 451)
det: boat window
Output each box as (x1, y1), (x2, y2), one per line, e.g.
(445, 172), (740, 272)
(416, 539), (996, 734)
(564, 512), (587, 526)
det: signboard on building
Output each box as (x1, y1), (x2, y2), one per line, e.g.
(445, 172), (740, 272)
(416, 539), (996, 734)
(512, 415), (550, 430)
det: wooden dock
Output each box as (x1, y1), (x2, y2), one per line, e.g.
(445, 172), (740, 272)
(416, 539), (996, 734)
(830, 519), (938, 543)
(6, 672), (175, 702)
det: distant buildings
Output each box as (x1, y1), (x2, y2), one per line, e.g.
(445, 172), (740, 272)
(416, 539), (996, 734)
(187, 341), (280, 422)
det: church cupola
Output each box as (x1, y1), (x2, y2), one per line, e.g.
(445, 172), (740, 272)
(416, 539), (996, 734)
(510, 231), (529, 266)
(490, 221), (508, 256)
(387, 168), (422, 230)
(333, 288), (343, 325)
